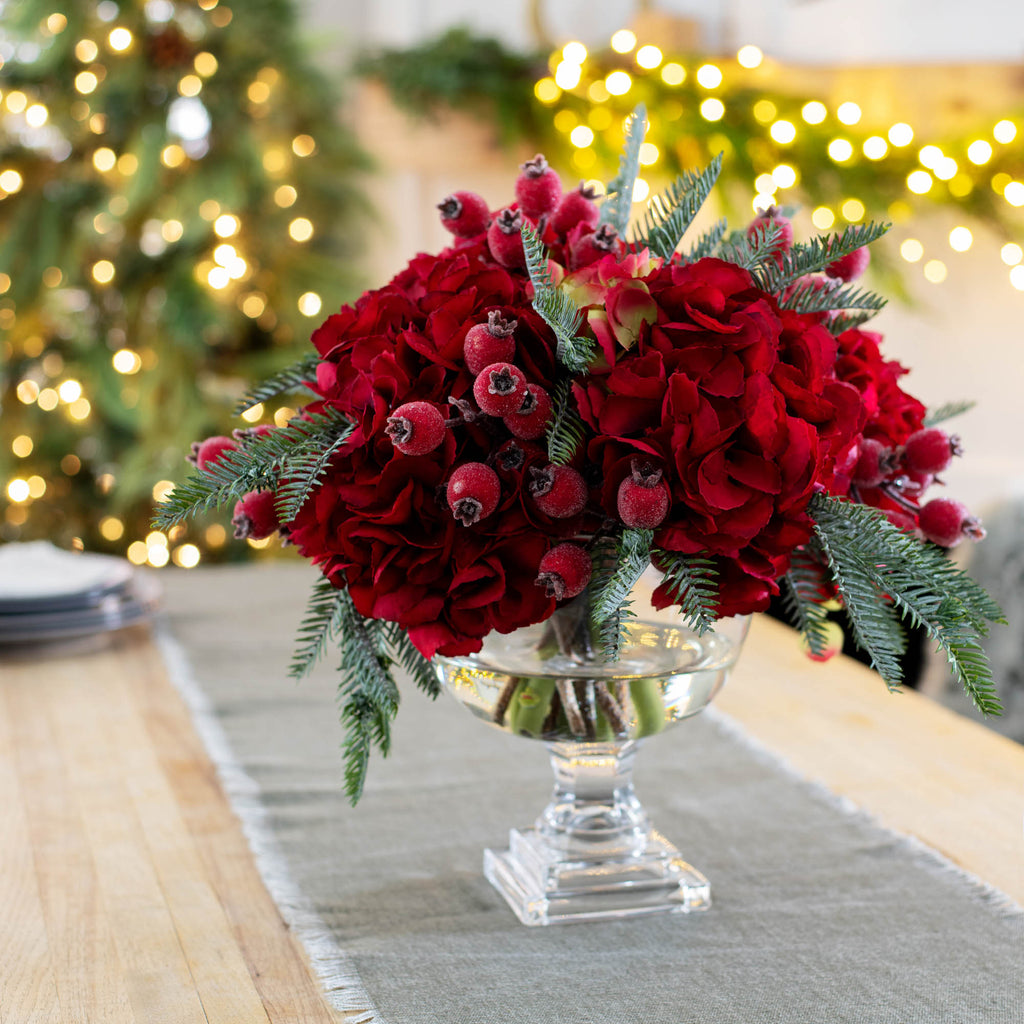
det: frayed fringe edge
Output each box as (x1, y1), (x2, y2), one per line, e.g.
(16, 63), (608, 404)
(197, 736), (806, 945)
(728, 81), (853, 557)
(704, 706), (1024, 919)
(153, 619), (388, 1024)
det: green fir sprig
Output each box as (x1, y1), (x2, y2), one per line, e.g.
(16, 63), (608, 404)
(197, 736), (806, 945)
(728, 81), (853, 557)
(755, 222), (890, 292)
(153, 408), (352, 529)
(599, 104), (648, 238)
(545, 378), (586, 466)
(235, 353), (321, 414)
(289, 575), (348, 681)
(809, 493), (1004, 713)
(924, 400), (976, 426)
(652, 551), (719, 636)
(589, 529), (654, 657)
(779, 278), (887, 315)
(633, 153), (723, 260)
(717, 221), (786, 273)
(779, 549), (833, 659)
(685, 218), (728, 263)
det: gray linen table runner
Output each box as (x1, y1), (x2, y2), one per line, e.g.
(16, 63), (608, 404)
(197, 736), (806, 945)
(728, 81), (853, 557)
(159, 564), (1024, 1024)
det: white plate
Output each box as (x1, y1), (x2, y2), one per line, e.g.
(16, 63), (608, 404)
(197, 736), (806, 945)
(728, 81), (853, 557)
(0, 542), (134, 613)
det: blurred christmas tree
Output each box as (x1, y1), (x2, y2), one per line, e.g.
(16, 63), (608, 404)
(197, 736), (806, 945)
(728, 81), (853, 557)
(0, 0), (367, 568)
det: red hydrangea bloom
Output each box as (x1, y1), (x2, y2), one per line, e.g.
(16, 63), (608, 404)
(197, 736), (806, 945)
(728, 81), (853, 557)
(287, 240), (564, 657)
(572, 257), (862, 616)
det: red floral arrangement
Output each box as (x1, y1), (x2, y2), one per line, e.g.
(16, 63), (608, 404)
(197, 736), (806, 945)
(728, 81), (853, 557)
(160, 107), (1002, 798)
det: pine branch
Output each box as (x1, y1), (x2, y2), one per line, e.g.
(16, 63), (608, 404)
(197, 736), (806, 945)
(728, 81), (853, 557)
(779, 278), (887, 315)
(632, 153), (723, 260)
(717, 220), (785, 274)
(684, 218), (728, 263)
(809, 493), (1004, 713)
(780, 549), (832, 657)
(755, 222), (890, 292)
(652, 550), (719, 636)
(334, 588), (402, 804)
(152, 408), (351, 529)
(288, 575), (346, 680)
(521, 222), (595, 372)
(590, 529), (653, 658)
(545, 377), (586, 466)
(234, 352), (320, 414)
(924, 400), (976, 426)
(382, 621), (442, 698)
(827, 311), (877, 334)
(274, 417), (354, 522)
(599, 104), (648, 238)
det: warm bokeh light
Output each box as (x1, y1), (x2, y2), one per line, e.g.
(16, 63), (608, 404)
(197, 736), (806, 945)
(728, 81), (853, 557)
(994, 119), (1017, 144)
(696, 64), (723, 89)
(660, 63), (685, 86)
(836, 102), (861, 125)
(570, 125), (594, 147)
(811, 206), (835, 230)
(274, 185), (298, 208)
(100, 517), (124, 541)
(298, 292), (322, 316)
(112, 348), (142, 374)
(863, 136), (888, 160)
(610, 29), (637, 53)
(92, 260), (115, 283)
(967, 140), (993, 164)
(292, 134), (316, 157)
(801, 101), (827, 124)
(289, 217), (314, 241)
(562, 42), (587, 64)
(241, 402), (265, 423)
(923, 259), (947, 283)
(841, 198), (865, 221)
(174, 544), (202, 569)
(888, 123), (914, 146)
(949, 226), (973, 251)
(635, 46), (663, 70)
(605, 71), (632, 96)
(1011, 265), (1024, 290)
(700, 98), (725, 122)
(214, 214), (239, 237)
(827, 139), (854, 162)
(1000, 242), (1023, 265)
(534, 78), (560, 104)
(108, 27), (133, 51)
(631, 179), (650, 202)
(906, 170), (933, 194)
(736, 45), (763, 69)
(11, 435), (33, 458)
(900, 238), (924, 262)
(753, 100), (777, 124)
(772, 164), (797, 189)
(770, 120), (796, 144)
(554, 62), (582, 90)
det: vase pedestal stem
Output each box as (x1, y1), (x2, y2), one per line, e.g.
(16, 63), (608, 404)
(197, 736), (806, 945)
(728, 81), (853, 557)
(484, 740), (711, 926)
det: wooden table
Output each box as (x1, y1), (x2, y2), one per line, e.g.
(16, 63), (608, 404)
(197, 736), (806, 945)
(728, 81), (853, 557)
(2, 614), (1022, 1021)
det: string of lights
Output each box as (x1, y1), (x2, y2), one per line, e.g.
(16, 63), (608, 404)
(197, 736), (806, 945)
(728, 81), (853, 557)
(532, 29), (1024, 292)
(1, 0), (368, 566)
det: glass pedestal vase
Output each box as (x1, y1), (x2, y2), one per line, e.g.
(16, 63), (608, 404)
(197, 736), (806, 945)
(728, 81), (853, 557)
(434, 599), (749, 926)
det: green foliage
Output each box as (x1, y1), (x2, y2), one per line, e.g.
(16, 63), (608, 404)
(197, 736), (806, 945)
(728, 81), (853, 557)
(599, 104), (648, 238)
(334, 588), (402, 804)
(289, 575), (347, 680)
(652, 550), (719, 636)
(779, 550), (833, 658)
(810, 494), (1004, 713)
(236, 353), (321, 414)
(382, 621), (443, 699)
(0, 0), (369, 556)
(590, 529), (653, 657)
(717, 221), (786, 273)
(685, 218), (728, 262)
(152, 408), (351, 528)
(633, 154), (723, 260)
(273, 417), (355, 522)
(521, 221), (595, 372)
(545, 378), (586, 466)
(755, 223), (891, 292)
(779, 278), (887, 315)
(924, 400), (976, 426)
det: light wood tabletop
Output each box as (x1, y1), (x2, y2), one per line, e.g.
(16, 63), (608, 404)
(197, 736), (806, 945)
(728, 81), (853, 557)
(1, 612), (1021, 1021)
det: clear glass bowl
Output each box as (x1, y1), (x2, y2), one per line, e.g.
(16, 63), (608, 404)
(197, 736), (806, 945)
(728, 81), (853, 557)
(434, 601), (750, 926)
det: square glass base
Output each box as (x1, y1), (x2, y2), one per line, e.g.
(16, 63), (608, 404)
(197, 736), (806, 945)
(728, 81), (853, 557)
(483, 826), (711, 926)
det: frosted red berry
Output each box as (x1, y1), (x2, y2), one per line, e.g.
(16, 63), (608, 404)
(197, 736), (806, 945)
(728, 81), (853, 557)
(903, 428), (962, 475)
(529, 464), (587, 518)
(550, 182), (601, 238)
(472, 362), (528, 416)
(918, 497), (986, 548)
(232, 490), (280, 541)
(385, 401), (447, 456)
(503, 384), (552, 440)
(446, 462), (501, 525)
(616, 459), (670, 529)
(437, 191), (491, 237)
(487, 208), (526, 268)
(852, 438), (899, 487)
(463, 311), (517, 374)
(515, 154), (562, 219)
(536, 543), (592, 601)
(568, 223), (618, 270)
(188, 435), (236, 470)
(747, 206), (793, 254)
(826, 246), (871, 282)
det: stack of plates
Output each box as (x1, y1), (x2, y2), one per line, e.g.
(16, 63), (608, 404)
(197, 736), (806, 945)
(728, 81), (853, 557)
(0, 542), (161, 647)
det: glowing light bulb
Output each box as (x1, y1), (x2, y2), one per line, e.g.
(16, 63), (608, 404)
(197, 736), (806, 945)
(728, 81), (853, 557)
(770, 120), (796, 144)
(7, 479), (30, 503)
(736, 45), (763, 68)
(92, 147), (116, 171)
(828, 139), (854, 162)
(696, 64), (722, 89)
(610, 30), (637, 53)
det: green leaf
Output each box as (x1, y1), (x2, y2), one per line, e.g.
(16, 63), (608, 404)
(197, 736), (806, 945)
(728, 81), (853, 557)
(545, 378), (586, 466)
(685, 218), (728, 262)
(289, 575), (346, 681)
(755, 222), (890, 292)
(633, 153), (723, 260)
(234, 352), (320, 414)
(273, 417), (355, 522)
(652, 550), (719, 636)
(152, 408), (352, 529)
(599, 104), (648, 238)
(590, 529), (653, 658)
(382, 621), (442, 698)
(779, 278), (887, 315)
(809, 493), (1004, 713)
(780, 550), (832, 658)
(924, 400), (976, 427)
(521, 222), (595, 372)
